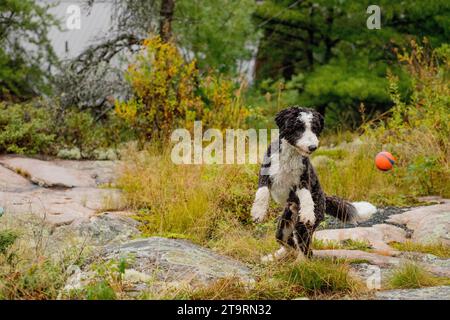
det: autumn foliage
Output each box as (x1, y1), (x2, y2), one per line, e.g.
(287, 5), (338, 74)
(115, 36), (249, 142)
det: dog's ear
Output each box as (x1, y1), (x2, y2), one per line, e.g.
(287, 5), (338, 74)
(275, 107), (297, 129)
(313, 110), (325, 133)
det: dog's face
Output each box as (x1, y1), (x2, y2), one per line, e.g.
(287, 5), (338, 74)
(275, 107), (324, 157)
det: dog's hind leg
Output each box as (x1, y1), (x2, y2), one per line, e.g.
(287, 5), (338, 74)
(261, 202), (299, 263)
(293, 222), (315, 258)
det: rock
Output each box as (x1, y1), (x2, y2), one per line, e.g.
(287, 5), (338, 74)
(106, 237), (253, 284)
(71, 213), (140, 245)
(52, 159), (119, 185)
(313, 249), (401, 267)
(375, 286), (450, 300)
(387, 201), (450, 245)
(65, 237), (253, 293)
(0, 187), (122, 226)
(398, 252), (450, 278)
(351, 201), (377, 222)
(349, 263), (393, 289)
(0, 165), (35, 192)
(314, 224), (407, 255)
(0, 156), (96, 188)
(314, 249), (450, 278)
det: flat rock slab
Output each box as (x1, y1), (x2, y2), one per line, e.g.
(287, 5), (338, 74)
(0, 156), (96, 188)
(313, 249), (401, 267)
(0, 187), (122, 226)
(375, 286), (450, 300)
(0, 165), (35, 192)
(52, 160), (119, 185)
(387, 201), (450, 245)
(314, 224), (407, 255)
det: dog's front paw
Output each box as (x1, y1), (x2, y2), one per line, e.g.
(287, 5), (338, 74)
(298, 210), (316, 226)
(251, 207), (267, 223)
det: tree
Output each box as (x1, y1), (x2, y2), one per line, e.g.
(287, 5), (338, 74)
(0, 0), (58, 100)
(173, 0), (258, 75)
(159, 0), (175, 42)
(253, 0), (450, 127)
(57, 0), (257, 114)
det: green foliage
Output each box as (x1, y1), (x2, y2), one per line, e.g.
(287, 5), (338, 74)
(0, 230), (18, 255)
(0, 0), (58, 100)
(0, 101), (131, 159)
(174, 0), (258, 75)
(56, 109), (123, 159)
(254, 0), (450, 128)
(366, 41), (450, 197)
(0, 103), (55, 154)
(85, 281), (117, 300)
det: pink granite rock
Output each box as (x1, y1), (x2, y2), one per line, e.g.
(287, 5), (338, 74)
(0, 165), (34, 192)
(387, 200), (450, 245)
(314, 224), (407, 255)
(0, 156), (96, 188)
(313, 249), (401, 267)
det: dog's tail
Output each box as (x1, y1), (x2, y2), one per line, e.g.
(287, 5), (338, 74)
(325, 195), (376, 224)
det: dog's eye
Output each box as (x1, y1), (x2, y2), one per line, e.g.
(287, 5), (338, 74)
(294, 122), (305, 131)
(311, 122), (322, 135)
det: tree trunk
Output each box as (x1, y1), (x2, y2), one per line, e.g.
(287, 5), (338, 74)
(159, 0), (175, 42)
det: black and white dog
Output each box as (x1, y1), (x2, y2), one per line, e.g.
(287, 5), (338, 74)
(251, 106), (375, 262)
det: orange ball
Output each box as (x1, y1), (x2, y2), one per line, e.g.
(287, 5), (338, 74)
(375, 151), (396, 171)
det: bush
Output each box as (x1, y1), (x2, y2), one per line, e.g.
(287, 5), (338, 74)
(366, 41), (450, 197)
(115, 36), (250, 144)
(316, 42), (449, 205)
(0, 100), (131, 159)
(0, 103), (55, 154)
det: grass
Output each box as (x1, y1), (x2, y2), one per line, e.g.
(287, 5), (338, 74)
(312, 238), (372, 251)
(277, 258), (363, 298)
(0, 216), (87, 300)
(387, 262), (450, 289)
(390, 241), (450, 259)
(164, 258), (364, 300)
(118, 146), (262, 245)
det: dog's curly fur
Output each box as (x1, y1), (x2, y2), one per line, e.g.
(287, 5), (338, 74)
(251, 106), (360, 261)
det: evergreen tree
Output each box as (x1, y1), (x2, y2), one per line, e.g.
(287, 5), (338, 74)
(254, 0), (450, 126)
(0, 0), (57, 100)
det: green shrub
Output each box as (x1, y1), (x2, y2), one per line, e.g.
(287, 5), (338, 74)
(0, 103), (55, 154)
(365, 41), (449, 198)
(0, 230), (18, 255)
(85, 281), (117, 300)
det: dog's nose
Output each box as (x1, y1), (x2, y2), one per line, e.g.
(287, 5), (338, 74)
(308, 145), (317, 152)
